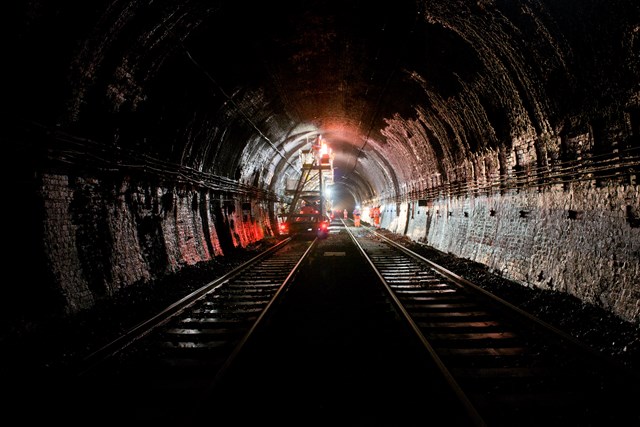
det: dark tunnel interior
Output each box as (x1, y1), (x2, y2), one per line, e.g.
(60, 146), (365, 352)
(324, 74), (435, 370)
(4, 0), (639, 356)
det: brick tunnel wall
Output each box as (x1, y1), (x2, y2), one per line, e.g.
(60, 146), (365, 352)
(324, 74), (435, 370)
(40, 173), (271, 315)
(383, 183), (639, 324)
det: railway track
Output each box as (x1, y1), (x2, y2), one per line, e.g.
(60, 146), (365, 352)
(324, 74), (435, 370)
(346, 223), (640, 426)
(186, 223), (482, 426)
(72, 236), (316, 424)
(53, 221), (638, 426)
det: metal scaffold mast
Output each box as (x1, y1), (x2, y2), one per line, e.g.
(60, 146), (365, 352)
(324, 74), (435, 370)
(283, 136), (334, 220)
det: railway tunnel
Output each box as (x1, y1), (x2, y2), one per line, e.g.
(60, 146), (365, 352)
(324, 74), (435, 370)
(5, 0), (639, 366)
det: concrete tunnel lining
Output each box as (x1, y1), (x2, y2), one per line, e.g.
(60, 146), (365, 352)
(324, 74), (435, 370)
(5, 0), (639, 332)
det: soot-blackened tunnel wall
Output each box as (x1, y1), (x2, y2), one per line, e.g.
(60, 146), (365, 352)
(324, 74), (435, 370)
(5, 1), (639, 332)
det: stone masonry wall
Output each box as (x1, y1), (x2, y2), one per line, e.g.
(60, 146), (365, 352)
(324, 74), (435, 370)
(41, 175), (97, 313)
(391, 184), (640, 324)
(40, 173), (271, 315)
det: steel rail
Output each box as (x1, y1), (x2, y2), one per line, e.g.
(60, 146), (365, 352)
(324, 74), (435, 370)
(203, 237), (319, 390)
(372, 228), (640, 381)
(77, 237), (293, 375)
(343, 220), (488, 427)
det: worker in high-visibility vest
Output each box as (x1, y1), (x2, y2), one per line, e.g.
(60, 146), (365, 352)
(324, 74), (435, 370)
(353, 207), (361, 227)
(372, 206), (381, 228)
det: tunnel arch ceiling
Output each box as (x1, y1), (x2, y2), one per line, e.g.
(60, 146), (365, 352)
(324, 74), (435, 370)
(236, 0), (423, 206)
(12, 0), (637, 205)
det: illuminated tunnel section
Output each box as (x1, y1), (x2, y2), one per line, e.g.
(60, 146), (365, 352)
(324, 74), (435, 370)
(6, 0), (639, 329)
